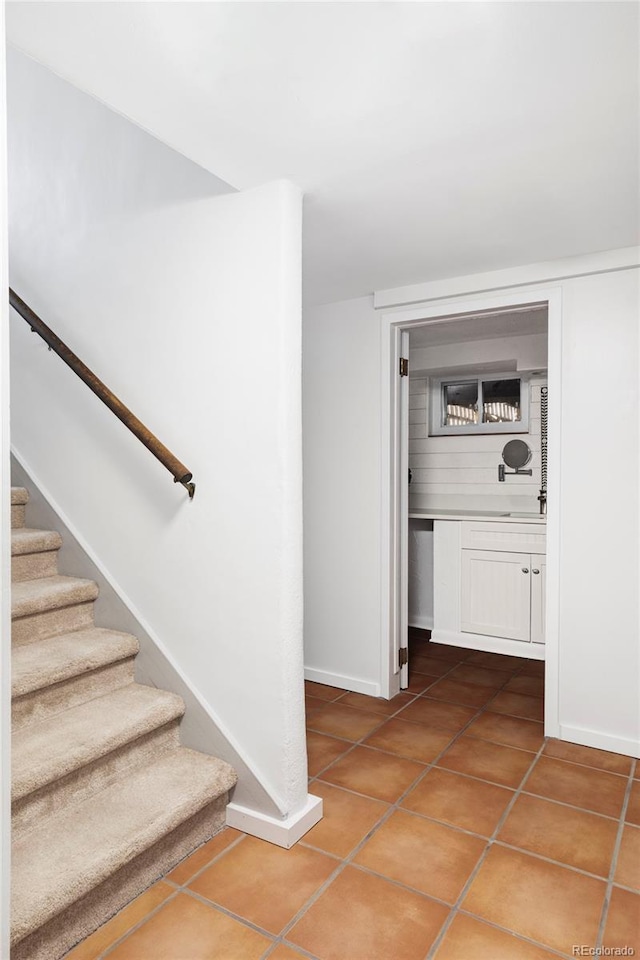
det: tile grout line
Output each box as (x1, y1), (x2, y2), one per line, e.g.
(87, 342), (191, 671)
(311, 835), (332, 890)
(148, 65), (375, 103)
(595, 755), (637, 950)
(272, 651), (511, 952)
(484, 837), (627, 885)
(91, 646), (500, 959)
(277, 648), (539, 956)
(177, 885), (286, 941)
(69, 640), (617, 960)
(605, 877), (640, 896)
(93, 643), (607, 960)
(311, 653), (541, 808)
(454, 908), (576, 960)
(423, 737), (550, 960)
(306, 651), (470, 781)
(96, 832), (248, 960)
(260, 938), (321, 960)
(97, 887), (182, 960)
(143, 738), (633, 960)
(312, 756), (627, 826)
(311, 736), (626, 796)
(302, 784), (628, 887)
(307, 646), (540, 788)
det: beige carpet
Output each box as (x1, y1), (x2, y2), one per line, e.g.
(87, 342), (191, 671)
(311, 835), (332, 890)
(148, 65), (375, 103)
(10, 486), (237, 960)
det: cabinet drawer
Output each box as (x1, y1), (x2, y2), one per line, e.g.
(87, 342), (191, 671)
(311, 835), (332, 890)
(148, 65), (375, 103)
(461, 521), (546, 555)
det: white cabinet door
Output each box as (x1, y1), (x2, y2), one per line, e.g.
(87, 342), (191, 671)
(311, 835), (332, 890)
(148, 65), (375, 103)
(530, 558), (546, 645)
(461, 549), (531, 642)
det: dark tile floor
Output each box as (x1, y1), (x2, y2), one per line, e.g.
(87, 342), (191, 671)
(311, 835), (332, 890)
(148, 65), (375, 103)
(65, 632), (639, 959)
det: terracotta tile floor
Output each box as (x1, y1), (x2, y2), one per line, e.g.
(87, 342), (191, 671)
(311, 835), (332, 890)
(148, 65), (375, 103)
(65, 634), (639, 960)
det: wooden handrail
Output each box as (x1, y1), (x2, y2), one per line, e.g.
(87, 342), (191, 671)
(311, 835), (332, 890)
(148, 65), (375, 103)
(9, 289), (195, 498)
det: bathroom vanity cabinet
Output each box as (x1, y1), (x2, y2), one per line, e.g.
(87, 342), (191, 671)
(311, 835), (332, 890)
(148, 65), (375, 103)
(410, 512), (547, 659)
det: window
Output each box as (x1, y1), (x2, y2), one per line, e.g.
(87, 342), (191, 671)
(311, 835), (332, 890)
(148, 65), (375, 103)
(430, 374), (529, 436)
(481, 378), (522, 424)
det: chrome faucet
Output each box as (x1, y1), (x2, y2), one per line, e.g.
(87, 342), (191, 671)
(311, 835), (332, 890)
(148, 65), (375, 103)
(538, 489), (547, 515)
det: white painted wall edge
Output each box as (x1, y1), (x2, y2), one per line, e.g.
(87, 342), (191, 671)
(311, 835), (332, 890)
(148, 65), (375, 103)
(559, 724), (640, 761)
(226, 795), (323, 849)
(0, 5), (11, 953)
(11, 448), (292, 819)
(304, 667), (381, 698)
(374, 246), (640, 308)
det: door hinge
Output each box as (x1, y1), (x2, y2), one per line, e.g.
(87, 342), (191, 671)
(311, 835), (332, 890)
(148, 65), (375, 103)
(399, 647), (408, 668)
(399, 357), (409, 377)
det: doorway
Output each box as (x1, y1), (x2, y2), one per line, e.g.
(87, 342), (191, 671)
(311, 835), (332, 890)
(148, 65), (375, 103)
(380, 289), (562, 740)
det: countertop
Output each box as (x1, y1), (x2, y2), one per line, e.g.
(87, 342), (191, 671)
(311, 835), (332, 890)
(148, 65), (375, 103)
(409, 509), (546, 523)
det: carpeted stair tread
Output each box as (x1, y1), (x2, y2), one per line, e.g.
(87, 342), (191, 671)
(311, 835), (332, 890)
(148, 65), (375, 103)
(9, 481), (238, 956)
(12, 747), (237, 943)
(11, 487), (29, 505)
(12, 683), (185, 801)
(12, 628), (139, 698)
(11, 527), (63, 557)
(11, 575), (99, 619)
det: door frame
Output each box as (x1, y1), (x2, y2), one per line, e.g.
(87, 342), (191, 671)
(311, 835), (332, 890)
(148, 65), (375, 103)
(379, 286), (562, 739)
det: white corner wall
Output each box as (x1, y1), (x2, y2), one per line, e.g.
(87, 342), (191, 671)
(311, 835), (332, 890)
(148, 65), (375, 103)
(303, 253), (640, 757)
(302, 295), (382, 695)
(8, 50), (309, 819)
(0, 9), (12, 956)
(556, 269), (639, 753)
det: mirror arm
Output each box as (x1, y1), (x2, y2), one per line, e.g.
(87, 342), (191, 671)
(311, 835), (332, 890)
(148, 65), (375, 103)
(498, 465), (533, 481)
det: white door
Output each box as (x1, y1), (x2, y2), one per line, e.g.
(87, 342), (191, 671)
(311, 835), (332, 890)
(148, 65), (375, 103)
(461, 549), (531, 641)
(530, 557), (546, 645)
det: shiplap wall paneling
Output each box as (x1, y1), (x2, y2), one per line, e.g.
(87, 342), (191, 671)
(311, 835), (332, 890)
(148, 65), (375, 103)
(409, 377), (547, 512)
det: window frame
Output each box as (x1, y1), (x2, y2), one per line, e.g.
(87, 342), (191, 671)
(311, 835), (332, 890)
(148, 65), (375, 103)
(429, 372), (530, 436)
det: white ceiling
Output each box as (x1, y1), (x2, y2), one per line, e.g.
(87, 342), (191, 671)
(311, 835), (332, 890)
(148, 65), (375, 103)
(408, 306), (548, 349)
(6, 2), (639, 306)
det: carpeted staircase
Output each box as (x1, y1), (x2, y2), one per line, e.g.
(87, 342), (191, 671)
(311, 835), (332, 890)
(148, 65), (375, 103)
(10, 485), (237, 960)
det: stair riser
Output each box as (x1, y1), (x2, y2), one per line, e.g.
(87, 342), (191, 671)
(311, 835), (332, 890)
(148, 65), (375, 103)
(13, 721), (181, 839)
(12, 504), (25, 528)
(12, 551), (59, 583)
(12, 602), (95, 646)
(13, 659), (136, 730)
(11, 795), (231, 960)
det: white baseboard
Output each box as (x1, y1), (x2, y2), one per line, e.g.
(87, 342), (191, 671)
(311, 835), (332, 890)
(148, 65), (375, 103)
(409, 615), (433, 630)
(304, 667), (380, 698)
(226, 794), (323, 848)
(431, 628), (545, 661)
(558, 724), (640, 760)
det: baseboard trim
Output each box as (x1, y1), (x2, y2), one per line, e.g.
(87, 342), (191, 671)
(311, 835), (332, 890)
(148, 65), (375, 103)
(409, 615), (433, 630)
(304, 667), (380, 698)
(226, 794), (323, 849)
(431, 628), (545, 661)
(558, 724), (640, 760)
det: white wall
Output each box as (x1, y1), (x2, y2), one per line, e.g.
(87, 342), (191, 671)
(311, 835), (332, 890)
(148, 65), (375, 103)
(557, 270), (639, 751)
(303, 253), (639, 756)
(302, 295), (382, 696)
(8, 50), (308, 818)
(0, 9), (12, 956)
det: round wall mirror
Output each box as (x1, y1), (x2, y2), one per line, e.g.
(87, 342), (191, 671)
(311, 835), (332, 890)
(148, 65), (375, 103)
(502, 439), (532, 470)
